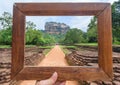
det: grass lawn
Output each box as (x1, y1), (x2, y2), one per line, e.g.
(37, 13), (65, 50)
(39, 45), (53, 49)
(0, 45), (53, 55)
(0, 45), (38, 48)
(113, 42), (120, 47)
(0, 45), (11, 48)
(43, 49), (51, 55)
(61, 45), (77, 49)
(75, 43), (98, 46)
(60, 45), (77, 54)
(39, 45), (54, 55)
(76, 43), (120, 47)
(25, 45), (36, 48)
(25, 45), (54, 55)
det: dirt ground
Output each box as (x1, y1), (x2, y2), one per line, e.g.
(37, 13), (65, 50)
(0, 45), (120, 85)
(19, 45), (79, 85)
(0, 47), (44, 85)
(66, 47), (120, 85)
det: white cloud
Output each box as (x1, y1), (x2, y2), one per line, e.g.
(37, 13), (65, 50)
(26, 16), (93, 32)
(0, 0), (119, 15)
(69, 16), (93, 32)
(26, 16), (59, 30)
(107, 0), (118, 3)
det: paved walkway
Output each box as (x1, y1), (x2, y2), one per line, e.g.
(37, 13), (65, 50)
(20, 45), (79, 85)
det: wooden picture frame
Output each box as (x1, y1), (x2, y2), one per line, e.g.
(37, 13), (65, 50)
(11, 3), (113, 81)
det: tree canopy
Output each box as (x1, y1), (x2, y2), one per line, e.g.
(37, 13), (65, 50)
(0, 0), (120, 46)
(86, 0), (120, 44)
(112, 0), (120, 43)
(0, 12), (56, 46)
(0, 12), (12, 45)
(87, 17), (97, 43)
(63, 28), (86, 44)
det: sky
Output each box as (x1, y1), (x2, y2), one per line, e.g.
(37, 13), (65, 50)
(0, 0), (118, 32)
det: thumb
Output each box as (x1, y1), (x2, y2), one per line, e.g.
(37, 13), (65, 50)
(60, 81), (66, 85)
(39, 72), (58, 85)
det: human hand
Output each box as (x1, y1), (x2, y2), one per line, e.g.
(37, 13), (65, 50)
(35, 72), (66, 85)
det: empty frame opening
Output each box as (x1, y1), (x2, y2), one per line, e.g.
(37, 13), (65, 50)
(24, 16), (99, 68)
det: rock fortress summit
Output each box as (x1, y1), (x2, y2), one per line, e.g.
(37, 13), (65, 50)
(45, 22), (70, 34)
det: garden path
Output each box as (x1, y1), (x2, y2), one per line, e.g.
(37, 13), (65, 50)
(20, 45), (79, 85)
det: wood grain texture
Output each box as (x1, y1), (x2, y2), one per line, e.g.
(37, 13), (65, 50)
(15, 3), (110, 16)
(11, 3), (113, 81)
(11, 5), (25, 79)
(15, 67), (110, 81)
(97, 5), (113, 78)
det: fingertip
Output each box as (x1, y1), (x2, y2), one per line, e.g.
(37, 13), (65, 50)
(51, 72), (58, 80)
(53, 72), (58, 77)
(60, 81), (66, 85)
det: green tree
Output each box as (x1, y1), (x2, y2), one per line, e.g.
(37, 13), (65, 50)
(0, 12), (12, 45)
(0, 12), (58, 46)
(26, 29), (56, 46)
(50, 33), (65, 44)
(63, 28), (85, 44)
(0, 29), (12, 45)
(112, 0), (120, 43)
(26, 29), (42, 45)
(87, 17), (97, 42)
(26, 21), (36, 30)
(0, 12), (12, 29)
(42, 33), (56, 45)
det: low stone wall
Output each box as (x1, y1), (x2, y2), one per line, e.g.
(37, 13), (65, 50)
(24, 51), (44, 66)
(75, 45), (120, 53)
(113, 46), (120, 52)
(65, 51), (120, 85)
(0, 47), (45, 85)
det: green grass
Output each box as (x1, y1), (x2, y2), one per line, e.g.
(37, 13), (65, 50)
(26, 45), (53, 48)
(25, 45), (36, 48)
(39, 46), (54, 55)
(0, 45), (11, 48)
(113, 41), (120, 46)
(76, 43), (120, 47)
(61, 45), (77, 49)
(60, 45), (76, 54)
(75, 43), (98, 46)
(43, 49), (51, 55)
(39, 46), (54, 49)
(62, 48), (70, 54)
(112, 44), (120, 47)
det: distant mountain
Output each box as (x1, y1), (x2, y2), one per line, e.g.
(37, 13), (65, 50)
(45, 22), (70, 34)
